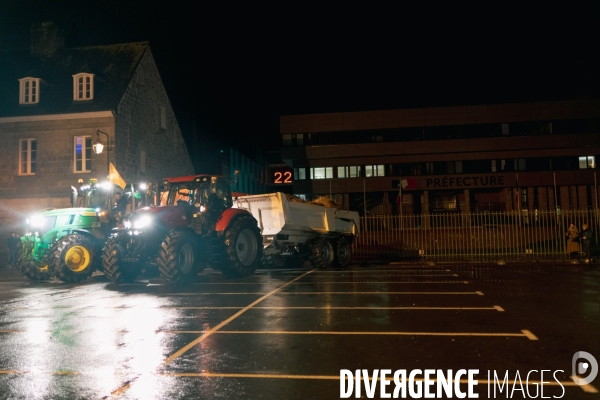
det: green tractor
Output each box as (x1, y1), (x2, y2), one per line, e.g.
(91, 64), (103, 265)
(18, 180), (157, 283)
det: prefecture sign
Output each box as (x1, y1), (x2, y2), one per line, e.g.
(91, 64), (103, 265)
(393, 174), (514, 191)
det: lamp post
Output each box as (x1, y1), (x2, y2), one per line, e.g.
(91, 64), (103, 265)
(93, 129), (110, 178)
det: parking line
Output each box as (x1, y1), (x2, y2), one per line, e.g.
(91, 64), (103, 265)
(163, 306), (502, 311)
(158, 372), (596, 392)
(159, 329), (537, 340)
(193, 280), (468, 285)
(163, 291), (484, 296)
(161, 270), (314, 367)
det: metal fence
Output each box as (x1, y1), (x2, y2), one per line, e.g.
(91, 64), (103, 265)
(353, 209), (600, 261)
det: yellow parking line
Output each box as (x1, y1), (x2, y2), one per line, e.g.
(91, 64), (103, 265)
(159, 330), (537, 340)
(161, 270), (314, 367)
(163, 306), (501, 311)
(158, 372), (597, 392)
(193, 280), (468, 285)
(164, 291), (483, 296)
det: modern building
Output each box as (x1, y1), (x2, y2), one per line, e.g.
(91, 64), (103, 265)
(280, 98), (600, 215)
(0, 22), (194, 260)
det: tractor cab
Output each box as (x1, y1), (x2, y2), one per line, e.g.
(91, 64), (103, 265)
(163, 175), (233, 212)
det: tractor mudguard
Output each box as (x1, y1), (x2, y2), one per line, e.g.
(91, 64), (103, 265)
(215, 208), (255, 232)
(67, 228), (105, 242)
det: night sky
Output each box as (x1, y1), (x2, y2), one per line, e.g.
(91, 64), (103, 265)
(1, 2), (599, 159)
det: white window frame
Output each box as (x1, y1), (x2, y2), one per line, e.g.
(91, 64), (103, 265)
(19, 77), (40, 104)
(19, 138), (36, 175)
(72, 73), (94, 101)
(73, 136), (92, 173)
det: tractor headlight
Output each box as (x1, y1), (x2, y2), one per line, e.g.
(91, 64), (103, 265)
(29, 215), (45, 227)
(124, 220), (132, 229)
(133, 215), (152, 229)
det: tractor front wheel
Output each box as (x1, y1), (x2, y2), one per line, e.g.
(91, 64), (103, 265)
(158, 231), (199, 284)
(219, 218), (262, 277)
(17, 248), (53, 281)
(50, 234), (99, 283)
(102, 234), (139, 283)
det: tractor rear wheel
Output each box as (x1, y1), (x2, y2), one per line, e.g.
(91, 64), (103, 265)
(219, 217), (262, 277)
(50, 234), (99, 283)
(17, 248), (53, 281)
(102, 233), (139, 283)
(158, 231), (199, 284)
(309, 237), (335, 269)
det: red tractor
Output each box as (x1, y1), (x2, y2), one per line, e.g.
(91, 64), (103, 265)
(101, 173), (263, 283)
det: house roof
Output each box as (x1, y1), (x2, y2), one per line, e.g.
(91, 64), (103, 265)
(0, 41), (148, 118)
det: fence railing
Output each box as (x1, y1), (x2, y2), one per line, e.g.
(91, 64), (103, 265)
(353, 209), (600, 261)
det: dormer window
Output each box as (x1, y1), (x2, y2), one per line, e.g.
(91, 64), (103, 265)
(19, 77), (40, 104)
(72, 73), (94, 101)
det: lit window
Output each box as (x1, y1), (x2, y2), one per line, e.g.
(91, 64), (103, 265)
(365, 165), (385, 177)
(282, 134), (293, 146)
(579, 156), (595, 169)
(19, 139), (36, 175)
(310, 167), (333, 179)
(74, 136), (92, 173)
(336, 166), (361, 178)
(72, 73), (94, 101)
(19, 78), (40, 104)
(425, 162), (434, 174)
(337, 167), (346, 178)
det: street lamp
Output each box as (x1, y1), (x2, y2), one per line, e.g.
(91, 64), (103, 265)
(93, 129), (110, 178)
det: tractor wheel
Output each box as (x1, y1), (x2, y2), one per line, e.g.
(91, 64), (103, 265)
(50, 234), (99, 283)
(261, 254), (286, 269)
(309, 237), (335, 269)
(333, 237), (352, 268)
(17, 247), (53, 281)
(158, 231), (199, 284)
(219, 217), (262, 277)
(102, 234), (139, 283)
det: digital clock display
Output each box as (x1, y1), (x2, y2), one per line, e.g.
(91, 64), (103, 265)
(272, 168), (293, 184)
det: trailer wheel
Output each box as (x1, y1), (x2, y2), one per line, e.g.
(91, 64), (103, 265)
(158, 231), (199, 284)
(102, 234), (138, 283)
(220, 217), (262, 277)
(309, 237), (335, 269)
(17, 247), (53, 281)
(333, 237), (352, 268)
(50, 234), (99, 283)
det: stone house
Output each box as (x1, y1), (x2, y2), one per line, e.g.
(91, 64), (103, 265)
(0, 22), (194, 263)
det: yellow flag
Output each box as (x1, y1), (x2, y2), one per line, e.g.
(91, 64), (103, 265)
(109, 162), (126, 190)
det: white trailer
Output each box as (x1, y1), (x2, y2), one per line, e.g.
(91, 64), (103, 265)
(232, 192), (360, 269)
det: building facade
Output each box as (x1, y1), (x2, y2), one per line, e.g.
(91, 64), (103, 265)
(0, 22), (194, 261)
(280, 98), (600, 215)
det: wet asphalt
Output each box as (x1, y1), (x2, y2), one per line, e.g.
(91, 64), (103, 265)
(0, 262), (598, 400)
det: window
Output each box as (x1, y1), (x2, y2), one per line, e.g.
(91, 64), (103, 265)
(337, 166), (361, 178)
(310, 167), (333, 179)
(425, 162), (434, 174)
(295, 168), (306, 180)
(72, 73), (94, 101)
(491, 159), (506, 172)
(365, 165), (385, 177)
(513, 159), (526, 171)
(160, 106), (167, 129)
(502, 123), (509, 135)
(579, 156), (595, 169)
(447, 161), (463, 174)
(74, 136), (92, 172)
(19, 139), (36, 175)
(19, 78), (40, 104)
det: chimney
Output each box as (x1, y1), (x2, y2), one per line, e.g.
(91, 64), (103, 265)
(31, 21), (65, 55)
